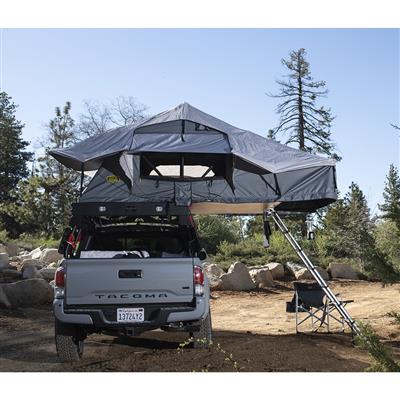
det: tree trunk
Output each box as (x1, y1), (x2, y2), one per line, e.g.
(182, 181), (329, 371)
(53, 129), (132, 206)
(296, 56), (305, 151)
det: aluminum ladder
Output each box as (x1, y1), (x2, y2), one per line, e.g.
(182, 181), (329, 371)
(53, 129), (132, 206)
(267, 208), (361, 336)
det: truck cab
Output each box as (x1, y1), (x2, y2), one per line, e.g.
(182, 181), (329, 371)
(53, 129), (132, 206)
(53, 202), (211, 362)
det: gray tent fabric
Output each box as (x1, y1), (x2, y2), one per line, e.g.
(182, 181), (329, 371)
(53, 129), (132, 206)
(50, 102), (335, 173)
(49, 102), (338, 213)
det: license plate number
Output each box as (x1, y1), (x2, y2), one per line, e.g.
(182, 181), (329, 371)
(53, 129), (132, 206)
(116, 308), (144, 323)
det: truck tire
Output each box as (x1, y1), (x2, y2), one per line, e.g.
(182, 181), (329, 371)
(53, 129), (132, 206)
(55, 320), (84, 362)
(191, 309), (212, 349)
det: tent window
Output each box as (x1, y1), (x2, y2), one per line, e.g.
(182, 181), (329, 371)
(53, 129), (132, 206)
(149, 165), (215, 178)
(140, 152), (227, 181)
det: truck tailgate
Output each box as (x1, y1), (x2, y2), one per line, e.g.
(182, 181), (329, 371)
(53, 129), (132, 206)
(65, 258), (194, 305)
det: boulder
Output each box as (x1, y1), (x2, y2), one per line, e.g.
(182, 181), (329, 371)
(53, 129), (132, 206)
(0, 253), (10, 270)
(39, 267), (57, 280)
(285, 262), (303, 277)
(288, 263), (330, 281)
(0, 285), (11, 308)
(0, 278), (53, 308)
(328, 263), (359, 280)
(219, 262), (256, 291)
(0, 268), (21, 279)
(47, 262), (57, 269)
(40, 248), (62, 265)
(204, 264), (224, 278)
(204, 264), (224, 290)
(293, 267), (313, 280)
(19, 253), (32, 261)
(315, 266), (330, 281)
(265, 262), (284, 280)
(6, 243), (19, 257)
(30, 247), (43, 260)
(249, 268), (274, 288)
(20, 258), (46, 271)
(49, 280), (55, 288)
(22, 265), (42, 280)
(247, 265), (263, 270)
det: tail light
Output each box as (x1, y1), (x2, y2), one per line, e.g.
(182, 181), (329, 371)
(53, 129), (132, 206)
(55, 266), (65, 287)
(194, 265), (204, 296)
(54, 266), (65, 299)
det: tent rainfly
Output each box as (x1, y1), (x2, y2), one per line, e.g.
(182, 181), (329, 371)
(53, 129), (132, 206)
(49, 102), (338, 214)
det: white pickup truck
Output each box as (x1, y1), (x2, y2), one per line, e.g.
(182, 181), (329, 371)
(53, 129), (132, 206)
(53, 203), (211, 362)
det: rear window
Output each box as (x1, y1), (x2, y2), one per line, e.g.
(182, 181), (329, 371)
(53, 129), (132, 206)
(81, 229), (190, 258)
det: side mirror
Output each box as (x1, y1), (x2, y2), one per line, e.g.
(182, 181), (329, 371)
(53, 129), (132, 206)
(198, 248), (207, 261)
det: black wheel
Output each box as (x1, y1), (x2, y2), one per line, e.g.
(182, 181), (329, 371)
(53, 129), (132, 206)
(190, 309), (212, 349)
(55, 319), (84, 362)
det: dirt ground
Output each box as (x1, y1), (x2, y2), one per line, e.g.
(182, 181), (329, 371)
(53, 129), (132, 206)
(0, 280), (399, 372)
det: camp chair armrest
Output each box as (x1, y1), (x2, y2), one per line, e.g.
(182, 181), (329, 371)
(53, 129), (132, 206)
(341, 299), (354, 305)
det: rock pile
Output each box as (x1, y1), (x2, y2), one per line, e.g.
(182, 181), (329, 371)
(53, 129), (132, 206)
(0, 278), (53, 309)
(0, 243), (63, 308)
(202, 259), (347, 292)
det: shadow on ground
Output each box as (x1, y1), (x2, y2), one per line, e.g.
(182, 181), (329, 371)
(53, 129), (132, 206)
(0, 302), (371, 372)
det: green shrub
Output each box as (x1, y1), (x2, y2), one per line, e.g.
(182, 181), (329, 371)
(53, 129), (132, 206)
(0, 229), (9, 244)
(387, 311), (400, 325)
(16, 233), (59, 251)
(374, 220), (400, 270)
(0, 229), (59, 251)
(195, 215), (241, 254)
(355, 321), (400, 372)
(214, 231), (321, 269)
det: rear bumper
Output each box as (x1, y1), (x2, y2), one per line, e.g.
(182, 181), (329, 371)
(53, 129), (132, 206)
(53, 296), (208, 328)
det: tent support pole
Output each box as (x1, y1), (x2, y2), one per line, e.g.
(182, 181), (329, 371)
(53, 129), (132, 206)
(79, 163), (84, 200)
(267, 208), (360, 336)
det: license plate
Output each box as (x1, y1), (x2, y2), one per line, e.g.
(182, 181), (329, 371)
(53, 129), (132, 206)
(116, 308), (144, 323)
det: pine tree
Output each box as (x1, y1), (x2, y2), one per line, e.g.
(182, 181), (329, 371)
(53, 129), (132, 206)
(4, 176), (55, 235)
(37, 102), (80, 234)
(321, 183), (399, 281)
(268, 48), (340, 160)
(0, 92), (32, 202)
(344, 182), (372, 265)
(319, 198), (352, 258)
(0, 92), (32, 234)
(379, 164), (400, 231)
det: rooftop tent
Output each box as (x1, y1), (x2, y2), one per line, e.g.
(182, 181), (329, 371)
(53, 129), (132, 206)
(49, 102), (338, 214)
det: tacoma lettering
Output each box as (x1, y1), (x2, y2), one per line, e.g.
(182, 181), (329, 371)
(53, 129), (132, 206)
(95, 293), (168, 299)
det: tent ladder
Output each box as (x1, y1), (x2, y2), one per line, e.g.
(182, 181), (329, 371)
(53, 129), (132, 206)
(267, 208), (360, 336)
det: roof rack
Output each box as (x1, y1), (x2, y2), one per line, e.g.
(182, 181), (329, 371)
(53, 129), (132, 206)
(71, 202), (190, 218)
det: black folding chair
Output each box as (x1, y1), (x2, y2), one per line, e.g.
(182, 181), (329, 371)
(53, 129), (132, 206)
(291, 282), (353, 333)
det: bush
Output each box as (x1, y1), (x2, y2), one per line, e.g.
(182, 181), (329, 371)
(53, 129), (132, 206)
(195, 215), (241, 254)
(374, 220), (400, 270)
(355, 321), (400, 372)
(15, 233), (59, 251)
(0, 229), (9, 244)
(214, 231), (322, 269)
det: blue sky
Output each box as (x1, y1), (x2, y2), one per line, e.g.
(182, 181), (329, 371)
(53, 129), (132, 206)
(1, 29), (398, 213)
